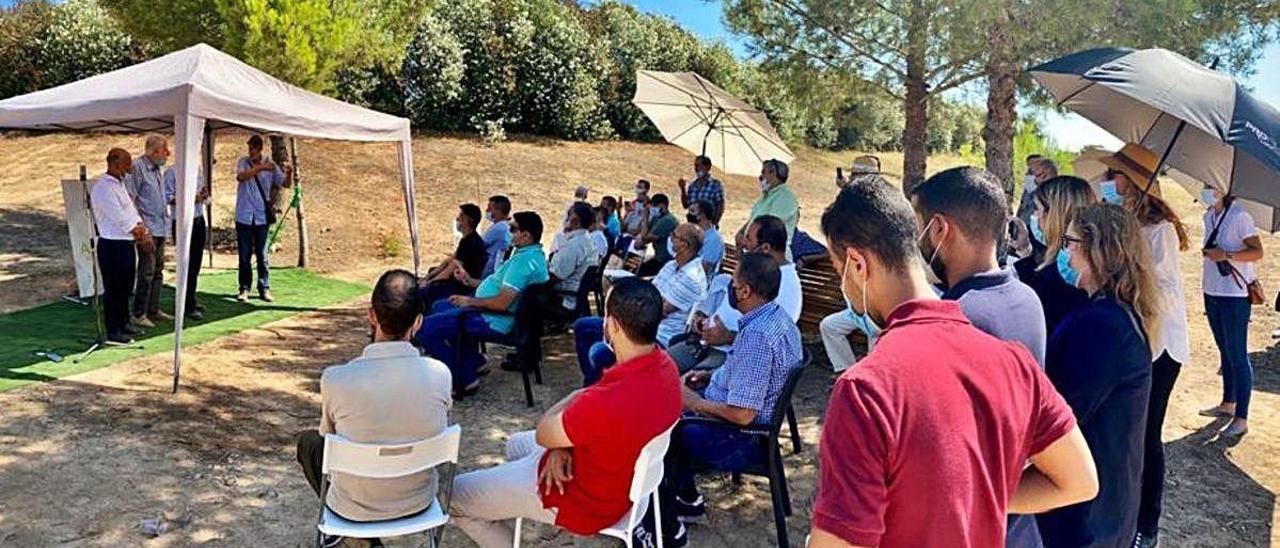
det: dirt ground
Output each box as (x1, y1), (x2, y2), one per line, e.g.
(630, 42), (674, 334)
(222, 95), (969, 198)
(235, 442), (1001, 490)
(0, 132), (1277, 546)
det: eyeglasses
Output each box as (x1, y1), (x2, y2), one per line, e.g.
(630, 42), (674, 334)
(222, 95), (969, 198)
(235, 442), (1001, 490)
(1061, 234), (1085, 248)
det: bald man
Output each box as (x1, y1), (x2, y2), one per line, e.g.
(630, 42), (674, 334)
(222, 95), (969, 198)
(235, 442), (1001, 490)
(92, 148), (155, 343)
(124, 134), (172, 327)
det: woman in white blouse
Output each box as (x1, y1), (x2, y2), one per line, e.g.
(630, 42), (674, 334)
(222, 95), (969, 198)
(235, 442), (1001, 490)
(1110, 167), (1188, 548)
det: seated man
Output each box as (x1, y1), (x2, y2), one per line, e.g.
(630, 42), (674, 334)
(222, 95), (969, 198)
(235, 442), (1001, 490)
(451, 277), (682, 548)
(650, 252), (803, 546)
(590, 206), (611, 265)
(413, 211), (549, 395)
(296, 270), (453, 548)
(481, 195), (514, 278)
(573, 223), (706, 386)
(668, 215), (801, 373)
(600, 196), (622, 243)
(547, 202), (597, 321)
(636, 194), (679, 277)
(687, 199), (723, 277)
(615, 180), (653, 258)
(418, 203), (489, 308)
(820, 308), (868, 373)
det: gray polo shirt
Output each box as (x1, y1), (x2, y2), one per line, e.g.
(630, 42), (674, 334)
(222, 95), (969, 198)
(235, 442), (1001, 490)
(942, 267), (1046, 367)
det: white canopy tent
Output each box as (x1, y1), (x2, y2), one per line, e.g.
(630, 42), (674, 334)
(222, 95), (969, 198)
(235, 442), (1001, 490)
(0, 43), (422, 391)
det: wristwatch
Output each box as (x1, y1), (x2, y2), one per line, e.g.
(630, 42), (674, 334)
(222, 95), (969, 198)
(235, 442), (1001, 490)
(1226, 252), (1235, 260)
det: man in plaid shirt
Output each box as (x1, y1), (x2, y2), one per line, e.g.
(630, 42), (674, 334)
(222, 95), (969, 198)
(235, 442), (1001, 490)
(679, 155), (725, 224)
(646, 252), (803, 546)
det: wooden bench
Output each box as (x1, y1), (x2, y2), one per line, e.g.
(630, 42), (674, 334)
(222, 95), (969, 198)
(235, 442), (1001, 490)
(720, 247), (863, 344)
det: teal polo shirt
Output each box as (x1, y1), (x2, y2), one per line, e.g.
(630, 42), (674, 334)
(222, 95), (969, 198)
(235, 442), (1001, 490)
(475, 243), (550, 334)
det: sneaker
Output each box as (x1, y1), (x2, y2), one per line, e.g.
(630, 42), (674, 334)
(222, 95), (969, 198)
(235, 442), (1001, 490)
(673, 494), (706, 523)
(106, 333), (134, 344)
(259, 289), (274, 302)
(633, 520), (686, 548)
(132, 315), (155, 328)
(150, 310), (174, 322)
(666, 522), (689, 548)
(236, 290), (249, 303)
(319, 533), (343, 548)
(1133, 531), (1158, 548)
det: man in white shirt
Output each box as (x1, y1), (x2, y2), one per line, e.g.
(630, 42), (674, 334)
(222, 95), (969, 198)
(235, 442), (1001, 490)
(90, 148), (155, 343)
(571, 223), (707, 385)
(668, 215), (802, 372)
(548, 202), (598, 318)
(296, 270), (452, 548)
(589, 206), (610, 265)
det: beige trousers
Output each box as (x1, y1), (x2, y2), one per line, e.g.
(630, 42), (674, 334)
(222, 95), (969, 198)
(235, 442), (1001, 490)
(451, 431), (558, 548)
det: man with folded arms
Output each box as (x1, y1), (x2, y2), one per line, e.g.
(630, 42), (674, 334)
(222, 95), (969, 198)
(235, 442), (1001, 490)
(451, 278), (681, 548)
(92, 148), (155, 343)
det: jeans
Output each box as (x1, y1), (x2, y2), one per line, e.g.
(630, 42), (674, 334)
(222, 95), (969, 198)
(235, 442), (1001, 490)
(1204, 294), (1252, 419)
(1137, 351), (1182, 536)
(572, 317), (615, 387)
(132, 235), (165, 317)
(416, 281), (471, 313)
(658, 417), (763, 534)
(236, 222), (270, 292)
(414, 300), (501, 390)
(97, 238), (137, 337)
(183, 217), (207, 311)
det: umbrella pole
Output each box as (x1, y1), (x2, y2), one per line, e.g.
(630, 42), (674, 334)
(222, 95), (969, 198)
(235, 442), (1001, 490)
(1140, 119), (1188, 201)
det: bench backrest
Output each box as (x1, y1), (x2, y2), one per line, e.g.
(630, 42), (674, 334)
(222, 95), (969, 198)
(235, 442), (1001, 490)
(720, 247), (850, 335)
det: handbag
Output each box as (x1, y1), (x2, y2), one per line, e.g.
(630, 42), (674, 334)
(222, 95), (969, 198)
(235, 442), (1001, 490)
(1208, 204), (1265, 306)
(252, 170), (277, 226)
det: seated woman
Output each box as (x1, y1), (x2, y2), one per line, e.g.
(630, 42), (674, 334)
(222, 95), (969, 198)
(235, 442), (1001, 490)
(1036, 203), (1159, 548)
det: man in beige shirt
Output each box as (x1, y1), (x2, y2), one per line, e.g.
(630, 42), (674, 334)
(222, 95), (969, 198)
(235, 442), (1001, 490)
(296, 269), (452, 546)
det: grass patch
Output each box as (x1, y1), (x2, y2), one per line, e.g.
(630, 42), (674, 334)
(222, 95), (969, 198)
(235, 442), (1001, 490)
(0, 267), (367, 392)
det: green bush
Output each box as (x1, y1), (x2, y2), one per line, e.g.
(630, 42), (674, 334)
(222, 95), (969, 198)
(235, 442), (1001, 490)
(38, 0), (141, 90)
(0, 1), (55, 99)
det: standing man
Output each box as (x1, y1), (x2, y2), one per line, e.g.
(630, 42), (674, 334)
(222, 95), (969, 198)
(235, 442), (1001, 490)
(162, 156), (212, 321)
(482, 195), (513, 278)
(125, 135), (171, 327)
(737, 159), (799, 260)
(92, 148), (154, 343)
(234, 134), (291, 303)
(809, 176), (1098, 547)
(678, 155), (725, 224)
(1017, 155), (1053, 226)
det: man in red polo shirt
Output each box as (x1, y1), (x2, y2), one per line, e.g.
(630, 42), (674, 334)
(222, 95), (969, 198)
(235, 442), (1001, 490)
(452, 277), (681, 547)
(809, 176), (1099, 548)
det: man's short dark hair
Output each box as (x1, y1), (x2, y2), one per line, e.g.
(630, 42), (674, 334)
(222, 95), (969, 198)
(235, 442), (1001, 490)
(651, 193), (670, 208)
(488, 195), (512, 216)
(605, 277), (663, 344)
(765, 159), (790, 182)
(695, 155), (712, 169)
(737, 252), (781, 301)
(569, 202), (595, 230)
(1026, 153), (1043, 161)
(372, 269), (420, 339)
(512, 211), (543, 242)
(601, 196), (618, 211)
(637, 179), (651, 190)
(821, 174), (919, 272)
(459, 203), (482, 229)
(248, 134), (264, 149)
(909, 166), (1009, 245)
(750, 215), (788, 253)
(690, 199), (714, 221)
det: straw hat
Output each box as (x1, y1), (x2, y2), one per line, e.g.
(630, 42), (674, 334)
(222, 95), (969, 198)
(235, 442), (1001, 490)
(850, 155), (881, 175)
(1101, 143), (1163, 197)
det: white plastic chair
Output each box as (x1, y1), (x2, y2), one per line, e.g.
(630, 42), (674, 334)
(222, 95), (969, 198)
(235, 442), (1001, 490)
(513, 425), (675, 548)
(315, 424), (462, 548)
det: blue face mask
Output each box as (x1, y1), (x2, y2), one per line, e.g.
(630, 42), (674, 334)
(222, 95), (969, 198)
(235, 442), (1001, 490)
(1056, 248), (1081, 288)
(1029, 214), (1046, 245)
(1099, 180), (1123, 205)
(1200, 189), (1219, 206)
(842, 257), (882, 344)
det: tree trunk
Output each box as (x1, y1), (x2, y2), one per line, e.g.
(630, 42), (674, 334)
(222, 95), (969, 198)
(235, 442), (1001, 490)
(289, 138), (309, 268)
(901, 0), (930, 193)
(983, 12), (1018, 209)
(268, 134), (288, 219)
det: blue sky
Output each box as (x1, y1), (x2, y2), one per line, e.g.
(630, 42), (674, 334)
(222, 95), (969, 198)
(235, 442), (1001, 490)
(603, 0), (1280, 152)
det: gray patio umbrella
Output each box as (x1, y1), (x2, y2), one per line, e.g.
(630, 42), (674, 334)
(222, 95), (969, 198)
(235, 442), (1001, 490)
(1030, 47), (1280, 231)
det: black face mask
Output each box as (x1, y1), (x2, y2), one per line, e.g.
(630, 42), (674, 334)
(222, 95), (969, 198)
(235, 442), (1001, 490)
(727, 282), (740, 310)
(686, 213), (700, 223)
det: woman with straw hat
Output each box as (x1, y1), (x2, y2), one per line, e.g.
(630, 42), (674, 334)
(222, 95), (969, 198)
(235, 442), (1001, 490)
(1100, 143), (1191, 547)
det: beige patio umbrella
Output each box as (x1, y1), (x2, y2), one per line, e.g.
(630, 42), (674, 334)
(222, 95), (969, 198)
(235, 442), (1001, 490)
(1072, 146), (1113, 184)
(632, 70), (793, 176)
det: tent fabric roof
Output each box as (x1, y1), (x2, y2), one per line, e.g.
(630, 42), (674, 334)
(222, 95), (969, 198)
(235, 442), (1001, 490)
(0, 43), (410, 142)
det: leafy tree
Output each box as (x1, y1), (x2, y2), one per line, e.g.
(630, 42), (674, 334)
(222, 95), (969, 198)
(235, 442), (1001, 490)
(39, 0), (142, 89)
(0, 1), (55, 99)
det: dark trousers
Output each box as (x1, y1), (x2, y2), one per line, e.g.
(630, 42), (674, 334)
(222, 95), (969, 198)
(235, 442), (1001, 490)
(416, 280), (471, 313)
(132, 235), (165, 317)
(658, 418), (763, 534)
(184, 217), (208, 310)
(1204, 294), (1252, 419)
(1136, 351), (1183, 536)
(572, 317), (615, 387)
(637, 258), (664, 277)
(297, 429), (325, 498)
(412, 300), (502, 390)
(97, 239), (137, 337)
(236, 222), (270, 292)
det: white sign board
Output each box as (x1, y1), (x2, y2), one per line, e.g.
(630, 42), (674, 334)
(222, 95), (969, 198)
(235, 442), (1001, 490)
(60, 179), (103, 298)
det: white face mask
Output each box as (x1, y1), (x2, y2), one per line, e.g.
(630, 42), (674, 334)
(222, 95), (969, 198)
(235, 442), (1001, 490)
(485, 211), (495, 223)
(452, 220), (463, 238)
(1023, 174), (1038, 193)
(758, 176), (769, 193)
(695, 169), (708, 179)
